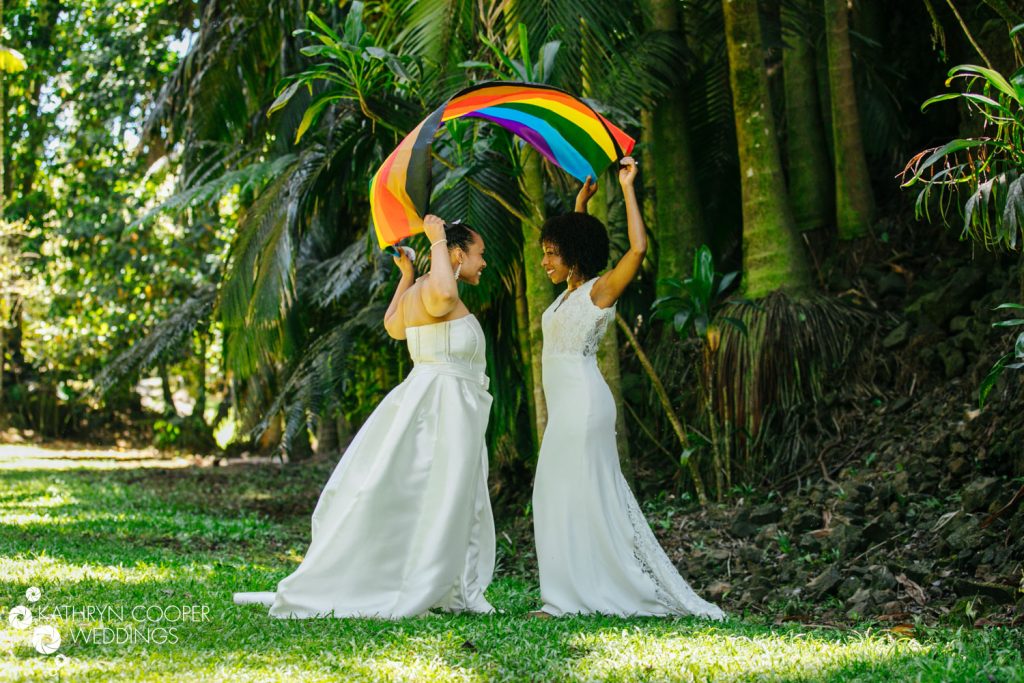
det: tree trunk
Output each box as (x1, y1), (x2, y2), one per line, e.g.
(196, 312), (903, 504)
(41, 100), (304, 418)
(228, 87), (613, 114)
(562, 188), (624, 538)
(617, 313), (708, 506)
(589, 175), (634, 486)
(645, 0), (707, 293)
(824, 0), (875, 240)
(1, 0), (5, 219)
(513, 260), (539, 452)
(158, 361), (178, 417)
(258, 413), (283, 455)
(782, 0), (832, 232)
(316, 409), (339, 456)
(723, 0), (812, 298)
(288, 421), (315, 462)
(520, 147), (554, 440)
(192, 328), (207, 421)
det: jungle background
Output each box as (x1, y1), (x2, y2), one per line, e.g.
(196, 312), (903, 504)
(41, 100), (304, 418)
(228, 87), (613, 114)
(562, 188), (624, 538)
(1, 0), (1024, 679)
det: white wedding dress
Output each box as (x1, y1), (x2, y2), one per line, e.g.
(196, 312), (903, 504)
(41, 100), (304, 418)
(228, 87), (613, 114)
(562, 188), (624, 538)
(532, 277), (725, 619)
(233, 315), (495, 619)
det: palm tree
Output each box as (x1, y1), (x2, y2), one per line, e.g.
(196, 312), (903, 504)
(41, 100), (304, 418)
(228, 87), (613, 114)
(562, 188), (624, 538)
(721, 0), (812, 297)
(782, 0), (832, 232)
(129, 1), (537, 466)
(824, 0), (875, 240)
(644, 0), (707, 296)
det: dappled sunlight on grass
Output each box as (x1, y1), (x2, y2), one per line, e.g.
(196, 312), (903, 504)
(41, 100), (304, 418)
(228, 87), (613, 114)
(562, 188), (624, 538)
(0, 444), (196, 471)
(1, 447), (1021, 682)
(567, 625), (931, 682)
(1, 553), (185, 586)
(2, 614), (490, 683)
(0, 484), (77, 510)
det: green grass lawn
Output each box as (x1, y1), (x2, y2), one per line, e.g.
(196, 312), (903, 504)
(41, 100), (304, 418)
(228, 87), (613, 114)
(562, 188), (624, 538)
(1, 445), (1021, 682)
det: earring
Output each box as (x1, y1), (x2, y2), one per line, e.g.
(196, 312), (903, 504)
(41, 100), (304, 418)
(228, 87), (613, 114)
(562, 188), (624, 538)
(568, 266), (576, 288)
(454, 261), (463, 281)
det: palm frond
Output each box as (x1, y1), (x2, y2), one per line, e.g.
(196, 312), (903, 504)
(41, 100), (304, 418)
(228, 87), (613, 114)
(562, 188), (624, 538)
(218, 145), (327, 378)
(92, 286), (216, 396)
(132, 154), (299, 229)
(255, 299), (390, 453)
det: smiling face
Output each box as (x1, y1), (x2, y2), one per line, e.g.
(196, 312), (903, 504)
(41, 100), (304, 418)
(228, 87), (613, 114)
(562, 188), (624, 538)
(453, 231), (487, 285)
(540, 241), (572, 284)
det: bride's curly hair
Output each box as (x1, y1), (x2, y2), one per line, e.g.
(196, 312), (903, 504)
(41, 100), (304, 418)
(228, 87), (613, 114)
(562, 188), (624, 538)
(539, 212), (610, 279)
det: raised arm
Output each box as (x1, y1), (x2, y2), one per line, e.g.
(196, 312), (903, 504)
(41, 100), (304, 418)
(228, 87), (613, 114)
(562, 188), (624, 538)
(384, 246), (415, 340)
(592, 157), (646, 309)
(418, 214), (460, 317)
(575, 174), (598, 213)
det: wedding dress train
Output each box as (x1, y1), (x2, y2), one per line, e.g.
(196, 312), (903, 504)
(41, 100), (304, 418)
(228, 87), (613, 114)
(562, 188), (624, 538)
(233, 315), (495, 619)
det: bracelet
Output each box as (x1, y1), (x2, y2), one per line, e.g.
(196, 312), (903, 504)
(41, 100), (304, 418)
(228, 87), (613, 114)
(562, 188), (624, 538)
(430, 238), (447, 249)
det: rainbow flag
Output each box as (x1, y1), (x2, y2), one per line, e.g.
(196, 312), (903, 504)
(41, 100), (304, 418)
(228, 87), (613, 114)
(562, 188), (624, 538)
(369, 82), (635, 251)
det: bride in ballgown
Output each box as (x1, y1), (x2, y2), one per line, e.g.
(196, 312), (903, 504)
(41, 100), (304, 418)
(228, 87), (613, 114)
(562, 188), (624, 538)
(531, 157), (725, 619)
(233, 215), (495, 619)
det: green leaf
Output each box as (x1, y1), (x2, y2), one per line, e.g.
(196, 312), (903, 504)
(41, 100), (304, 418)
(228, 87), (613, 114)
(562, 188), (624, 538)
(430, 166), (471, 202)
(657, 277), (684, 290)
(518, 23), (533, 81)
(479, 34), (522, 81)
(651, 295), (684, 311)
(341, 1), (366, 46)
(947, 64), (1019, 104)
(459, 60), (502, 73)
(0, 45), (27, 73)
(299, 45), (335, 57)
(365, 47), (410, 81)
(538, 41), (561, 82)
(717, 270), (739, 296)
(994, 302), (1024, 311)
(694, 245), (715, 303)
(294, 94), (340, 143)
(694, 314), (708, 338)
(922, 92), (1010, 114)
(267, 80), (302, 117)
(901, 139), (995, 186)
(719, 316), (749, 336)
(979, 354), (1010, 408)
(673, 309), (692, 333)
(993, 319), (1024, 327)
(306, 10), (343, 49)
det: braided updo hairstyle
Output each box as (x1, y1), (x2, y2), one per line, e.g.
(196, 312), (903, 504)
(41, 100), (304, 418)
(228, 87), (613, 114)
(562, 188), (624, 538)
(444, 220), (478, 252)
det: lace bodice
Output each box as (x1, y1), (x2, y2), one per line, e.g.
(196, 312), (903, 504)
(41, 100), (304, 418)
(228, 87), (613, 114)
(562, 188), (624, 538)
(542, 277), (615, 358)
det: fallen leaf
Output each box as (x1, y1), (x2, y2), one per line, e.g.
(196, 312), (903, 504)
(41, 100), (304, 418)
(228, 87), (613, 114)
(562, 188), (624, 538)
(896, 573), (928, 606)
(888, 624), (916, 638)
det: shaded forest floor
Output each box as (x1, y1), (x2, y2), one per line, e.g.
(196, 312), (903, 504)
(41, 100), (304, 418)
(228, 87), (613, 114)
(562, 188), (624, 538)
(2, 445), (1022, 682)
(605, 223), (1024, 629)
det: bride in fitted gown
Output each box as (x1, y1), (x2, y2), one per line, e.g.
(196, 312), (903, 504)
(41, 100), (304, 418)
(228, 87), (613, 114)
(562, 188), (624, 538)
(233, 216), (495, 619)
(532, 158), (725, 619)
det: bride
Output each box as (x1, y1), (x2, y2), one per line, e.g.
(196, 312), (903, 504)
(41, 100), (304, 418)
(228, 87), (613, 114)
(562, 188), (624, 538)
(531, 157), (725, 619)
(233, 215), (495, 619)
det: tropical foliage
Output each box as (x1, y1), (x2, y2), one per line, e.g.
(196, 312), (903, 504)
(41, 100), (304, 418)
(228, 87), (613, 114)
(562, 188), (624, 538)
(903, 23), (1024, 404)
(1, 0), (1018, 507)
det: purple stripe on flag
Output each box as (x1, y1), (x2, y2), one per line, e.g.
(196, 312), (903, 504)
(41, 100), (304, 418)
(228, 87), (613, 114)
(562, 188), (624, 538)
(465, 112), (559, 166)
